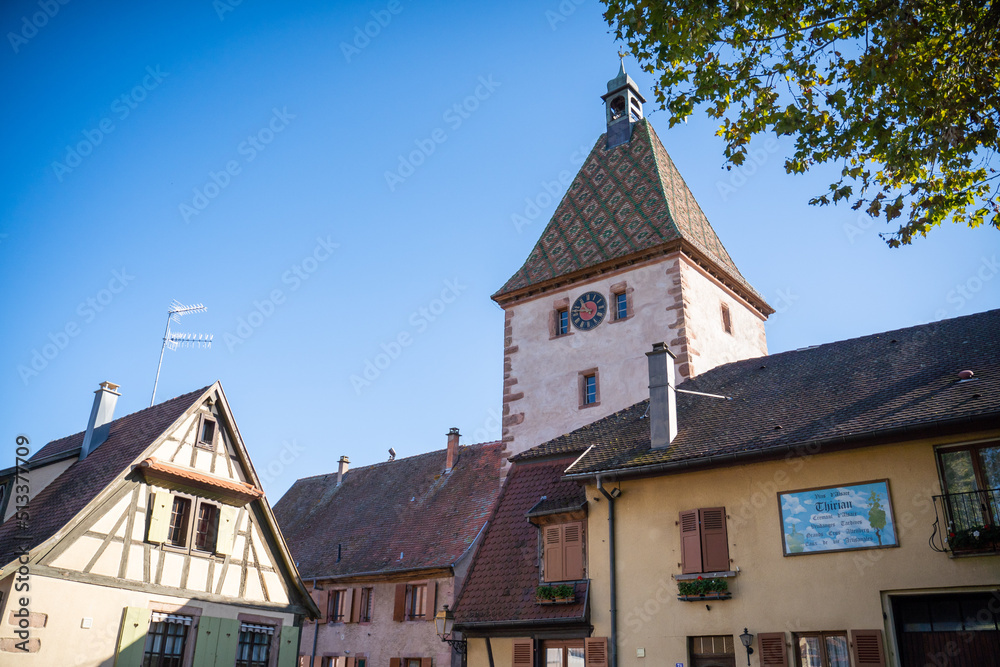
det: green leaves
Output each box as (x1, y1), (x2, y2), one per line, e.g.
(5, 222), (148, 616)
(602, 0), (1000, 245)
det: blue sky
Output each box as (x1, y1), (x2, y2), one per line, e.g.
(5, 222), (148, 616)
(2, 0), (998, 500)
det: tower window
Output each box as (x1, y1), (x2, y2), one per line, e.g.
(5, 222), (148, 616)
(579, 369), (600, 408)
(610, 96), (626, 120)
(558, 309), (569, 335)
(615, 292), (628, 320)
(721, 303), (733, 335)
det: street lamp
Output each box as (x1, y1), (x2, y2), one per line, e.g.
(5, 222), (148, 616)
(435, 605), (467, 656)
(739, 628), (754, 666)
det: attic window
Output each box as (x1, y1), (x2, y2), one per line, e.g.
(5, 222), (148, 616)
(721, 303), (733, 335)
(197, 415), (217, 450)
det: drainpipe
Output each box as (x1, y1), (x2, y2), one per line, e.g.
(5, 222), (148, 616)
(596, 476), (619, 667)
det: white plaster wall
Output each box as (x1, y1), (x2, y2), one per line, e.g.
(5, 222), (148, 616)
(679, 258), (767, 375)
(0, 573), (297, 667)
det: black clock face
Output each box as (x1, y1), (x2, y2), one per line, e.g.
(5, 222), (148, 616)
(571, 291), (607, 331)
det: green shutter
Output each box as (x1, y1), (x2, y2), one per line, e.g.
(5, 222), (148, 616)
(114, 607), (151, 667)
(276, 626), (301, 667)
(147, 491), (172, 544)
(192, 616), (239, 667)
(216, 505), (239, 555)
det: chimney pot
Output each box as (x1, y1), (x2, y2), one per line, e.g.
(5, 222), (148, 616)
(446, 427), (460, 472)
(80, 381), (121, 460)
(337, 455), (350, 486)
(646, 343), (677, 449)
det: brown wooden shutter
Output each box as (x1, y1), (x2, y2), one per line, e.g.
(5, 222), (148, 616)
(422, 581), (437, 621)
(512, 639), (533, 666)
(679, 509), (702, 574)
(389, 659), (401, 667)
(392, 584), (406, 622)
(420, 659), (432, 667)
(342, 588), (355, 623)
(543, 524), (564, 581)
(309, 590), (329, 623)
(344, 659), (355, 667)
(758, 632), (788, 667)
(563, 522), (585, 580)
(851, 629), (886, 667)
(584, 637), (608, 667)
(699, 507), (729, 572)
(350, 588), (362, 623)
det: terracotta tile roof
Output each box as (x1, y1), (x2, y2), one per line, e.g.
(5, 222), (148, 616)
(0, 387), (209, 567)
(273, 442), (504, 579)
(138, 458), (263, 501)
(493, 119), (762, 306)
(453, 458), (588, 627)
(518, 309), (1000, 476)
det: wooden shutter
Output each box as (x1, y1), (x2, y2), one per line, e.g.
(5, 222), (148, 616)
(758, 632), (788, 667)
(389, 660), (401, 667)
(584, 637), (608, 667)
(393, 584), (406, 622)
(309, 589), (329, 623)
(679, 509), (702, 574)
(344, 659), (355, 667)
(421, 581), (437, 620)
(274, 626), (299, 667)
(851, 629), (886, 667)
(420, 659), (433, 667)
(350, 588), (362, 623)
(543, 525), (564, 581)
(342, 588), (355, 623)
(147, 491), (172, 544)
(215, 505), (239, 555)
(563, 522), (585, 580)
(699, 507), (729, 572)
(114, 606), (151, 667)
(512, 639), (533, 666)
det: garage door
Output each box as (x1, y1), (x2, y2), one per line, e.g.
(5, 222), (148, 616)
(892, 593), (1000, 667)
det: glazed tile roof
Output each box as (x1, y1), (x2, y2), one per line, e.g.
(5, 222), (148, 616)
(453, 458), (589, 627)
(273, 442), (504, 579)
(516, 309), (1000, 476)
(493, 119), (758, 302)
(0, 387), (209, 567)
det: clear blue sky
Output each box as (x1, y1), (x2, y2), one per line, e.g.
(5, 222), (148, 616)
(2, 0), (998, 500)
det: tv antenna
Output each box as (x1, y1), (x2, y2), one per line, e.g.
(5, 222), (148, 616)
(150, 301), (213, 406)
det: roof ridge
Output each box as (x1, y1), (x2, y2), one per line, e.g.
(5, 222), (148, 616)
(292, 440), (504, 480)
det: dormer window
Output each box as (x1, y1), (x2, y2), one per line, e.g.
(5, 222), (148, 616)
(197, 415), (217, 450)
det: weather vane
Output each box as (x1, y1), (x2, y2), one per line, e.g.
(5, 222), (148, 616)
(150, 301), (213, 406)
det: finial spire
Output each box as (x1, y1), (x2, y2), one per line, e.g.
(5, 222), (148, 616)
(617, 49), (627, 74)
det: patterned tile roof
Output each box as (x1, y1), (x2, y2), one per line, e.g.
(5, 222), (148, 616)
(0, 387), (210, 567)
(453, 458), (589, 627)
(273, 442), (504, 579)
(493, 119), (760, 304)
(516, 309), (1000, 475)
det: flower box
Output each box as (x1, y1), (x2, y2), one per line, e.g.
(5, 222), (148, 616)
(536, 585), (575, 605)
(676, 576), (729, 600)
(677, 592), (732, 602)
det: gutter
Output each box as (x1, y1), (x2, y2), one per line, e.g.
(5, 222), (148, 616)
(564, 414), (1000, 482)
(596, 477), (619, 667)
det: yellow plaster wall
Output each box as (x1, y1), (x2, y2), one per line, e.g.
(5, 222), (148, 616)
(585, 434), (1000, 667)
(467, 636), (515, 667)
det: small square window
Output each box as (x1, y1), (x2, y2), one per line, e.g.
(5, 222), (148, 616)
(614, 292), (628, 320)
(197, 415), (217, 450)
(557, 309), (569, 335)
(583, 375), (597, 405)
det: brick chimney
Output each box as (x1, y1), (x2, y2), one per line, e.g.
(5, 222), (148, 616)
(446, 427), (460, 472)
(80, 381), (121, 460)
(646, 343), (677, 449)
(337, 455), (350, 486)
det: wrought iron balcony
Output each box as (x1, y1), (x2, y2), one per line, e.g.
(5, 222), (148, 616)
(930, 488), (1000, 554)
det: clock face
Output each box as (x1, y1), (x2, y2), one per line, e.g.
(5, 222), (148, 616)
(571, 291), (607, 331)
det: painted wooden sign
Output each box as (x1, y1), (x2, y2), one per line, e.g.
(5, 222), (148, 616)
(778, 480), (898, 556)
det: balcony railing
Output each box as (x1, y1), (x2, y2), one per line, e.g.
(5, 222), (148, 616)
(930, 488), (1000, 554)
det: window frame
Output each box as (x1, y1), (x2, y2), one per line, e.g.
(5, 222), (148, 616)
(161, 492), (223, 555)
(405, 584), (427, 621)
(578, 368), (600, 409)
(936, 440), (999, 494)
(550, 298), (573, 339)
(144, 602), (202, 667)
(609, 281), (632, 323)
(792, 631), (849, 667)
(358, 587), (373, 624)
(721, 302), (733, 335)
(196, 413), (218, 450)
(235, 612), (283, 667)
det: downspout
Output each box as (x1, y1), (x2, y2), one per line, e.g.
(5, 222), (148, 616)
(596, 476), (618, 667)
(485, 637), (496, 667)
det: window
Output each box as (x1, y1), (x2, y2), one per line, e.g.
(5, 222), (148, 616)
(795, 632), (849, 667)
(142, 612), (192, 667)
(390, 659), (430, 667)
(690, 636), (735, 664)
(359, 587), (373, 623)
(167, 497), (191, 547)
(721, 303), (733, 334)
(393, 582), (434, 621)
(614, 292), (628, 320)
(542, 521), (585, 582)
(329, 589), (350, 623)
(157, 493), (223, 554)
(679, 507), (730, 574)
(194, 502), (219, 551)
(579, 369), (600, 408)
(235, 623), (274, 667)
(197, 414), (217, 449)
(557, 309), (569, 335)
(407, 584), (426, 620)
(937, 442), (1000, 533)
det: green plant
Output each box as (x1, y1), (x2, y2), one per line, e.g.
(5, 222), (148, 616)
(948, 524), (1000, 550)
(677, 577), (729, 596)
(553, 584), (574, 599)
(535, 585), (555, 600)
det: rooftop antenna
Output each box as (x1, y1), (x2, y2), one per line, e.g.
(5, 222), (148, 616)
(150, 301), (213, 406)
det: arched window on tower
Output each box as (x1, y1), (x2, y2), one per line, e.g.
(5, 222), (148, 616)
(610, 96), (626, 121)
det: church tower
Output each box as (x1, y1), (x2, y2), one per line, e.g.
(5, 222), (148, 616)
(493, 63), (774, 460)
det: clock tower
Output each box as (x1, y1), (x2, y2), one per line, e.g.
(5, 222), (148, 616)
(493, 63), (774, 461)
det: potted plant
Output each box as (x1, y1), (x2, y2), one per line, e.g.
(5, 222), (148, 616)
(535, 585), (555, 603)
(552, 584), (575, 603)
(536, 584), (576, 604)
(677, 576), (730, 600)
(947, 524), (1000, 552)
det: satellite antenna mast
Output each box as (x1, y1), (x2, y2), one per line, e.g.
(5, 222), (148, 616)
(150, 301), (213, 406)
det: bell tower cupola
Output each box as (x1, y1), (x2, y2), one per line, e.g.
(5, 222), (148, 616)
(602, 55), (646, 149)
